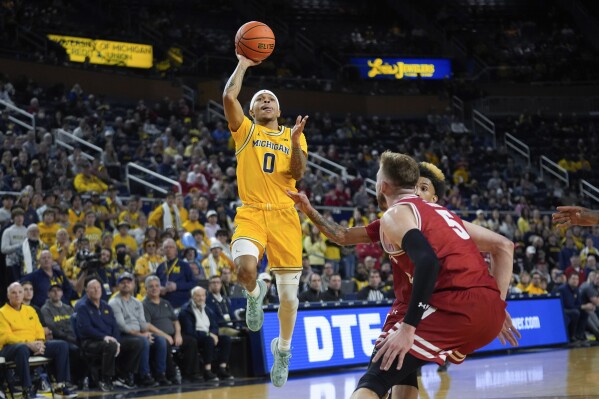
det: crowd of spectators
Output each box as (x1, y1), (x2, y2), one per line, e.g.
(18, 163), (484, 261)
(0, 66), (598, 396)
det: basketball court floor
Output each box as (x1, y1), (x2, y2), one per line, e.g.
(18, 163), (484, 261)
(77, 346), (599, 399)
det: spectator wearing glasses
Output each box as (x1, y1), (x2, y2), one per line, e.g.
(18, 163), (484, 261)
(206, 275), (240, 336)
(156, 238), (196, 308)
(134, 239), (165, 298)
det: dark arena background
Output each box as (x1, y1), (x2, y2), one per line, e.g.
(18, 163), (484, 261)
(1, 0), (599, 398)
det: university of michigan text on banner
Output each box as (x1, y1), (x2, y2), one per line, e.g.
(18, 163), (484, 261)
(47, 34), (153, 69)
(350, 57), (451, 80)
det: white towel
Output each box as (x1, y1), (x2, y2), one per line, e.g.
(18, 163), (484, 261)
(162, 202), (181, 230)
(22, 239), (33, 274)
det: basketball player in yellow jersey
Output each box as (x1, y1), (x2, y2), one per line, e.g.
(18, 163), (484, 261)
(223, 53), (308, 388)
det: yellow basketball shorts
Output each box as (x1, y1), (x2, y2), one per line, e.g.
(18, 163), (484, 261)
(231, 205), (302, 271)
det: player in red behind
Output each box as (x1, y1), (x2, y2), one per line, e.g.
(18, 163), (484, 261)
(354, 151), (512, 399)
(288, 160), (519, 399)
(294, 153), (519, 398)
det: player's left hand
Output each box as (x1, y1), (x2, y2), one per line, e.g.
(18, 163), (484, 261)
(497, 310), (521, 346)
(373, 323), (415, 371)
(291, 115), (309, 146)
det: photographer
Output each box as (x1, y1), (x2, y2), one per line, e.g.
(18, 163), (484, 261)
(74, 246), (117, 302)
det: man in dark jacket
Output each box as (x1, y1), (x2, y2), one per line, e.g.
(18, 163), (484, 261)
(22, 250), (73, 307)
(178, 286), (233, 381)
(75, 278), (144, 391)
(298, 272), (323, 302)
(357, 270), (385, 301)
(557, 273), (590, 344)
(206, 275), (240, 336)
(156, 238), (197, 308)
(322, 274), (344, 302)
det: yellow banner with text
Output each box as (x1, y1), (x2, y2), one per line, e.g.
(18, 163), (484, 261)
(47, 34), (153, 69)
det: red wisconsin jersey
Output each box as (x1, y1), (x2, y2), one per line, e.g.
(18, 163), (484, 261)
(380, 195), (500, 309)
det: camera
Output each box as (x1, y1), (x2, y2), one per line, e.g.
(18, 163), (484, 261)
(77, 249), (102, 272)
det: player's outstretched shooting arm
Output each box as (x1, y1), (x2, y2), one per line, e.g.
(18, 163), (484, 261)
(222, 54), (260, 131)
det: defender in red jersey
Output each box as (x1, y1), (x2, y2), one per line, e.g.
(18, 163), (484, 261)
(289, 161), (519, 399)
(346, 152), (509, 399)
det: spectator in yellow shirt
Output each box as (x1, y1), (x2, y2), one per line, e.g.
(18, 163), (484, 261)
(37, 208), (60, 248)
(49, 228), (71, 270)
(134, 239), (165, 298)
(118, 196), (143, 229)
(201, 242), (229, 278)
(113, 222), (138, 256)
(525, 271), (548, 295)
(175, 193), (188, 223)
(148, 193), (182, 231)
(182, 208), (204, 233)
(68, 195), (85, 230)
(73, 160), (108, 193)
(0, 282), (74, 397)
(84, 211), (103, 249)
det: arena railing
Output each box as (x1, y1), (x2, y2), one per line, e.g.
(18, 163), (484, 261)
(125, 162), (182, 196)
(472, 109), (496, 148)
(308, 153), (349, 181)
(540, 155), (569, 187)
(182, 85), (196, 111)
(452, 95), (464, 120)
(580, 179), (599, 204)
(54, 129), (102, 161)
(364, 178), (376, 197)
(206, 100), (227, 124)
(0, 99), (35, 131)
(505, 133), (531, 169)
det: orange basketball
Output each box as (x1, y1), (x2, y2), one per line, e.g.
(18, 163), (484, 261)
(235, 21), (275, 62)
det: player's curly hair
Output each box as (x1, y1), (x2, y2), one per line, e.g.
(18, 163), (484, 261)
(419, 162), (446, 197)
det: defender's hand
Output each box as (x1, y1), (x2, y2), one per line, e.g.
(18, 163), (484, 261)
(497, 310), (521, 346)
(286, 190), (312, 214)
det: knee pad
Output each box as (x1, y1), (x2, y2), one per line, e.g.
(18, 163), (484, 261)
(276, 274), (300, 305)
(279, 296), (299, 313)
(231, 239), (260, 262)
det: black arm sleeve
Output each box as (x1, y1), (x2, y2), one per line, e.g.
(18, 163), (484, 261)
(402, 228), (440, 327)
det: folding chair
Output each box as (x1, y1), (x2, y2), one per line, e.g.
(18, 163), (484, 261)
(1, 355), (54, 399)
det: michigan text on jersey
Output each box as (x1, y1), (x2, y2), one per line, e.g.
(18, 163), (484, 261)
(252, 139), (290, 155)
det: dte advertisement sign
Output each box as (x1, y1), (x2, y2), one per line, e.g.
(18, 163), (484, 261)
(260, 296), (568, 373)
(350, 58), (451, 80)
(261, 305), (387, 372)
(47, 34), (153, 69)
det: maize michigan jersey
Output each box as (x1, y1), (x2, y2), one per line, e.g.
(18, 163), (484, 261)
(232, 116), (308, 207)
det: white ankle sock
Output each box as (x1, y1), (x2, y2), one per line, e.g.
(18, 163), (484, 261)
(249, 282), (261, 299)
(278, 337), (291, 352)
